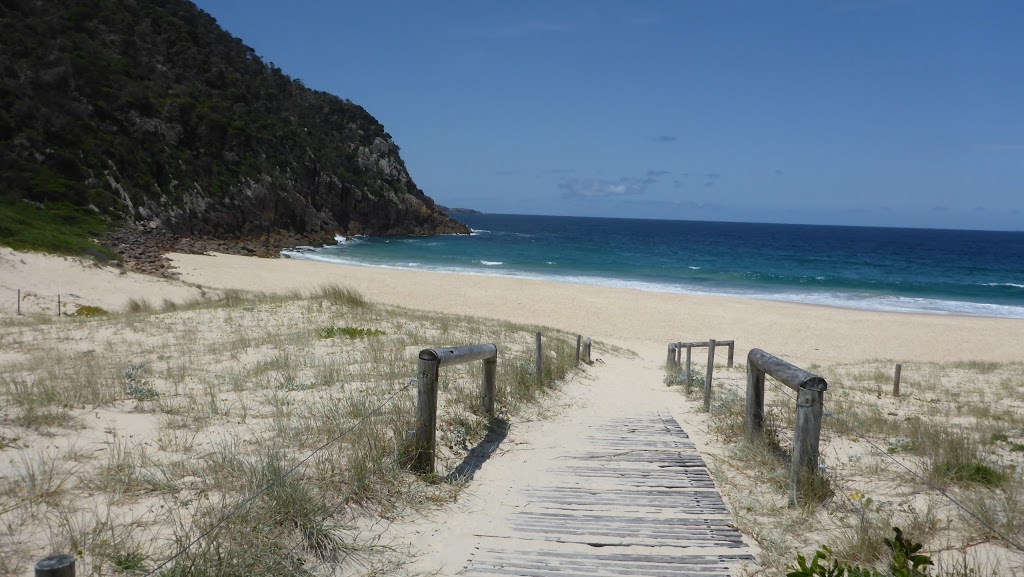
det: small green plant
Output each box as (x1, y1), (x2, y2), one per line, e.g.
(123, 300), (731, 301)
(319, 326), (384, 339)
(787, 527), (933, 577)
(73, 305), (109, 317)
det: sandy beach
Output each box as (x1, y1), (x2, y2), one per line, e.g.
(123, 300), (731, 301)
(165, 252), (1023, 364)
(3, 248), (1024, 576)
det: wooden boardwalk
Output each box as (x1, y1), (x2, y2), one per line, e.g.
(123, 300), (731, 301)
(460, 412), (754, 577)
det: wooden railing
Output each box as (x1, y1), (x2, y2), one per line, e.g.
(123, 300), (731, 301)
(413, 344), (498, 473)
(745, 348), (828, 504)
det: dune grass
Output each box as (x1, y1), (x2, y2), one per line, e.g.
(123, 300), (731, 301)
(665, 357), (1024, 576)
(0, 283), (585, 576)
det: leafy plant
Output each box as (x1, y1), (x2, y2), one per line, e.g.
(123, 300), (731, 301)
(787, 527), (933, 577)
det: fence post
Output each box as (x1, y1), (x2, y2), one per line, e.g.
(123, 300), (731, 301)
(481, 356), (497, 416)
(745, 362), (765, 441)
(666, 343), (675, 365)
(35, 554), (75, 577)
(413, 353), (441, 473)
(535, 332), (543, 384)
(575, 335), (582, 365)
(791, 383), (826, 504)
(727, 342), (735, 368)
(584, 337), (592, 364)
(703, 339), (716, 412)
(893, 363), (902, 397)
(685, 346), (692, 391)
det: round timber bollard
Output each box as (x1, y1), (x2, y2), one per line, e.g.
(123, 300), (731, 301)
(35, 554), (75, 577)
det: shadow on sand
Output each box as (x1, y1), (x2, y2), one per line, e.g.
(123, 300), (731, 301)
(444, 418), (510, 483)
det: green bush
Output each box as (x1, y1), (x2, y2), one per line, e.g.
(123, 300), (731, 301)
(788, 527), (933, 577)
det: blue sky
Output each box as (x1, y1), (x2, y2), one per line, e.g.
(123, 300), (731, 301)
(193, 0), (1022, 230)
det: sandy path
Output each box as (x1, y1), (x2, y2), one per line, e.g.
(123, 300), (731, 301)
(383, 349), (760, 576)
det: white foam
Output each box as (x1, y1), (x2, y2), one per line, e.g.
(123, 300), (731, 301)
(689, 266), (701, 270)
(479, 260), (503, 266)
(984, 282), (1024, 289)
(280, 251), (1024, 320)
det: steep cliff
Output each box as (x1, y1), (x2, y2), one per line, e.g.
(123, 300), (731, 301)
(0, 0), (469, 257)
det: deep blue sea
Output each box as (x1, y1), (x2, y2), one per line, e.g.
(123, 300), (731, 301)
(284, 214), (1024, 319)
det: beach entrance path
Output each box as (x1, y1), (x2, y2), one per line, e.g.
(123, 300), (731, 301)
(388, 352), (758, 576)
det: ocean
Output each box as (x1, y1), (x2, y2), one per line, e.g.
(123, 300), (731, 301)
(283, 214), (1024, 319)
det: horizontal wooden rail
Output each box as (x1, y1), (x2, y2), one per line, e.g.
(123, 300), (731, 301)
(745, 348), (828, 505)
(414, 343), (498, 474)
(668, 340), (735, 368)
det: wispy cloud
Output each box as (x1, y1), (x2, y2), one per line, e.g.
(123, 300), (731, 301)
(560, 176), (656, 199)
(646, 170), (672, 177)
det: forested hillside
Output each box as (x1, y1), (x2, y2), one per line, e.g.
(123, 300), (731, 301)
(0, 0), (467, 259)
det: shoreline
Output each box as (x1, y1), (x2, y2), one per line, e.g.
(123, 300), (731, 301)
(282, 249), (1024, 320)
(168, 251), (1024, 364)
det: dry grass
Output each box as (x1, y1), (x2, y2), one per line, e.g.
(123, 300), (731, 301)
(667, 356), (1024, 576)
(0, 283), (585, 576)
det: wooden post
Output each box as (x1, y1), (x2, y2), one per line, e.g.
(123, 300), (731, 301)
(575, 335), (582, 365)
(791, 384), (825, 504)
(893, 363), (902, 397)
(535, 331), (543, 384)
(666, 343), (675, 365)
(685, 346), (692, 391)
(35, 554), (75, 577)
(727, 342), (735, 368)
(745, 362), (765, 441)
(703, 339), (716, 412)
(17, 289), (21, 315)
(584, 337), (592, 364)
(481, 356), (497, 416)
(413, 354), (440, 473)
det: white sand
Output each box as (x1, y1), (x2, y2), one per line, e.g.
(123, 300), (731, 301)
(166, 251), (1024, 364)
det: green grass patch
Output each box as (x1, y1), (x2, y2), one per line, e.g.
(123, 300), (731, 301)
(0, 199), (117, 259)
(319, 326), (384, 339)
(933, 459), (1007, 487)
(73, 305), (110, 317)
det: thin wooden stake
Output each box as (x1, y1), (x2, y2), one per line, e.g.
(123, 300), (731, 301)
(575, 335), (582, 365)
(535, 331), (542, 384)
(685, 346), (692, 392)
(727, 342), (735, 368)
(703, 339), (716, 412)
(893, 363), (902, 397)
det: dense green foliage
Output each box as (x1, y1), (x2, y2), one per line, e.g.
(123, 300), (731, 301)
(788, 528), (934, 577)
(0, 199), (116, 258)
(0, 0), (464, 249)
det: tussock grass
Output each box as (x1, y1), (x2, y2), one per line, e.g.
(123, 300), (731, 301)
(0, 285), (589, 575)
(666, 358), (1024, 575)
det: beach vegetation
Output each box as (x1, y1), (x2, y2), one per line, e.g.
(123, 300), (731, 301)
(675, 356), (1024, 575)
(319, 325), (384, 339)
(72, 304), (109, 317)
(0, 286), (587, 574)
(0, 199), (117, 260)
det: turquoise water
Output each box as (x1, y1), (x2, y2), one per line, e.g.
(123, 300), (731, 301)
(284, 214), (1024, 319)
